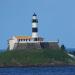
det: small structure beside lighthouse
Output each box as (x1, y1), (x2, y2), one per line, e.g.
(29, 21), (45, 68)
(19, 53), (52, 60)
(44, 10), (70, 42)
(8, 13), (59, 50)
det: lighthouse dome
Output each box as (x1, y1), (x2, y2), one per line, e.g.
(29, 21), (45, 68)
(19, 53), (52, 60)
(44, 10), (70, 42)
(33, 13), (37, 16)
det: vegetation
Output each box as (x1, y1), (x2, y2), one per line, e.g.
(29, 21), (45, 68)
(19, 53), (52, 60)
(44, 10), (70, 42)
(61, 45), (65, 50)
(0, 48), (74, 67)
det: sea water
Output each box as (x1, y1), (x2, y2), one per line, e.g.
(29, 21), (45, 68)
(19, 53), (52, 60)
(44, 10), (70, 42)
(0, 66), (75, 75)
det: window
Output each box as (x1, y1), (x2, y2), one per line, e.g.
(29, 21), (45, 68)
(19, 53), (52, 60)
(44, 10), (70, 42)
(26, 39), (27, 41)
(34, 38), (37, 41)
(19, 39), (20, 41)
(24, 39), (25, 41)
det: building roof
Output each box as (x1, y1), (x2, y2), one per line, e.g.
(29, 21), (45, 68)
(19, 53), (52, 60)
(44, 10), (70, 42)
(16, 36), (32, 40)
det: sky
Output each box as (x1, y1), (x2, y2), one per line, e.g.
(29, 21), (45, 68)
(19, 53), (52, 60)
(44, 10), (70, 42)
(0, 0), (75, 50)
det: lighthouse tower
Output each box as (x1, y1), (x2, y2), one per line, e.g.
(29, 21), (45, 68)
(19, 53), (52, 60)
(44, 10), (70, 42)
(32, 13), (38, 41)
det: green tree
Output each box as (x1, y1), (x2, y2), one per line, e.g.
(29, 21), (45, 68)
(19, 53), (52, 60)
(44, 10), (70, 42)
(61, 45), (65, 50)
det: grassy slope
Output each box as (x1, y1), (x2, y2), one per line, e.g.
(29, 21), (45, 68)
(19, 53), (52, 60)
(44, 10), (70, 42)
(0, 49), (74, 66)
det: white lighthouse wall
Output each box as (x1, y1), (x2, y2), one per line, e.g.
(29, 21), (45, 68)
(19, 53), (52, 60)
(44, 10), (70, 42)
(32, 23), (38, 28)
(32, 16), (37, 19)
(32, 32), (38, 38)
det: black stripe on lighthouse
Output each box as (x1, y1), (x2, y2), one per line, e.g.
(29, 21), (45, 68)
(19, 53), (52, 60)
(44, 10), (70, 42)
(32, 28), (38, 32)
(32, 19), (38, 23)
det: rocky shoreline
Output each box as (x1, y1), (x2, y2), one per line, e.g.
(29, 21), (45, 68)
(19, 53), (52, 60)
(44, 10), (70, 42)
(0, 63), (75, 68)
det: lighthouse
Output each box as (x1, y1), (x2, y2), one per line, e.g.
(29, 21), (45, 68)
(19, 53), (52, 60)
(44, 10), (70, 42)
(8, 13), (59, 50)
(32, 13), (38, 41)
